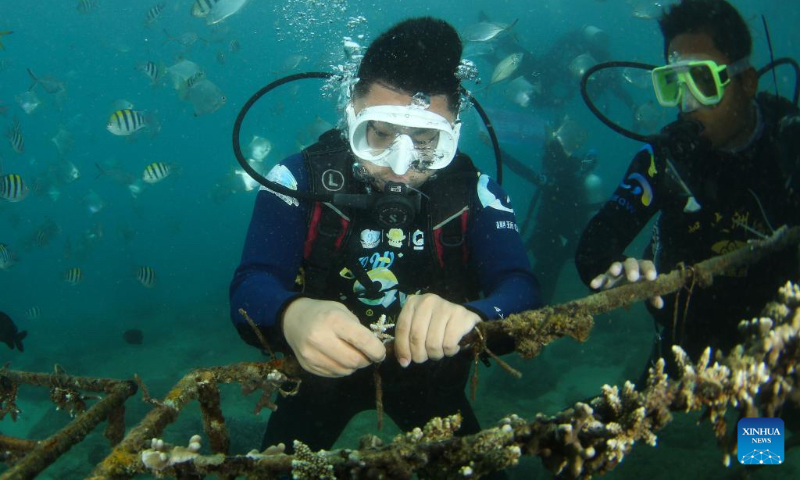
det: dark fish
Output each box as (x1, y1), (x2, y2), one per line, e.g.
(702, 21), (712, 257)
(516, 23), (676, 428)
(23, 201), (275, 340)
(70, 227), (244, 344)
(0, 311), (26, 351)
(123, 329), (143, 345)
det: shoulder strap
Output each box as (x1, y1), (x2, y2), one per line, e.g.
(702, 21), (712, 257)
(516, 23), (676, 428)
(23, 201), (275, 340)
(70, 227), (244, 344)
(301, 130), (356, 297)
(424, 152), (480, 302)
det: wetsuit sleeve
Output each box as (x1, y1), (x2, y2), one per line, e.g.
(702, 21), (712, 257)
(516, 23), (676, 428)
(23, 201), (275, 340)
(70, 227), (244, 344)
(464, 175), (542, 319)
(229, 154), (309, 350)
(575, 145), (662, 286)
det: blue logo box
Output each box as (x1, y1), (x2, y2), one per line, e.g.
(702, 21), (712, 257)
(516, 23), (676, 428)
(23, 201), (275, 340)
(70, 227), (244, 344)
(738, 417), (784, 465)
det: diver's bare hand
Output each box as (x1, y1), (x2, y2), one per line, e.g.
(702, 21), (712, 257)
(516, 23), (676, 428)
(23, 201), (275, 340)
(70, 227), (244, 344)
(394, 293), (482, 367)
(589, 258), (664, 309)
(282, 298), (386, 377)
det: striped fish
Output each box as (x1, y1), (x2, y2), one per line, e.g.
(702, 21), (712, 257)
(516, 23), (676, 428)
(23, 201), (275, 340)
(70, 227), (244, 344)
(25, 307), (41, 320)
(77, 0), (98, 13)
(142, 162), (172, 184)
(0, 174), (29, 202)
(0, 243), (15, 270)
(136, 266), (156, 288)
(64, 267), (83, 285)
(107, 109), (148, 136)
(186, 71), (205, 89)
(7, 119), (23, 154)
(191, 0), (219, 18)
(138, 61), (164, 84)
(145, 2), (166, 24)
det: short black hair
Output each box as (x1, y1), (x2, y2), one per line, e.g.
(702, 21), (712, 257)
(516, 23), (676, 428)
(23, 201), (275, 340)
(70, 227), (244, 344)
(354, 17), (462, 111)
(659, 0), (752, 62)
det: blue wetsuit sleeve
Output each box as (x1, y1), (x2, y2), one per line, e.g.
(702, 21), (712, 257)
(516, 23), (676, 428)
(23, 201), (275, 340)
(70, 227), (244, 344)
(229, 154), (309, 350)
(464, 174), (542, 319)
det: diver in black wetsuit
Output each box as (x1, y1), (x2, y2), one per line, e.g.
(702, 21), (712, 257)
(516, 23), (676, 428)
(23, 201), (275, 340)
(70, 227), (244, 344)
(505, 137), (604, 304)
(575, 0), (800, 374)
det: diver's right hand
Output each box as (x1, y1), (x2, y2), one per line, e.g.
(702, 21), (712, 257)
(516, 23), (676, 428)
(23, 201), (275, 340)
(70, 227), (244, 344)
(282, 298), (387, 378)
(589, 258), (664, 309)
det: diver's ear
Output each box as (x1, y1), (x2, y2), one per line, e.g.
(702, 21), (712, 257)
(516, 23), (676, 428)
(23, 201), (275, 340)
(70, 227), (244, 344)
(740, 67), (759, 98)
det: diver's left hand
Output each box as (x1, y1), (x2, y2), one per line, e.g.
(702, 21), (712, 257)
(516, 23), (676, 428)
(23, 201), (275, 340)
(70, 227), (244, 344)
(394, 293), (482, 367)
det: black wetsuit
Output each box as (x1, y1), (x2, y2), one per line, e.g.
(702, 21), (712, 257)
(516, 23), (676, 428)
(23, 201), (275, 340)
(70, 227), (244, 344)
(575, 94), (800, 370)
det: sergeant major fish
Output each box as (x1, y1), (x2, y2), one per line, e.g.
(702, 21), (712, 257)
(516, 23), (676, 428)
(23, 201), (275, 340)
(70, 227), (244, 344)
(136, 266), (156, 288)
(142, 162), (172, 184)
(0, 174), (29, 202)
(64, 267), (83, 285)
(107, 109), (149, 136)
(77, 0), (98, 14)
(137, 61), (165, 85)
(7, 119), (23, 154)
(145, 2), (167, 25)
(0, 243), (16, 270)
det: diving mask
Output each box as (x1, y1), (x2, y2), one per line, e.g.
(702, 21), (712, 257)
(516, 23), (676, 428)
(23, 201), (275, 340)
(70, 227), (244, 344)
(651, 57), (751, 110)
(346, 103), (461, 175)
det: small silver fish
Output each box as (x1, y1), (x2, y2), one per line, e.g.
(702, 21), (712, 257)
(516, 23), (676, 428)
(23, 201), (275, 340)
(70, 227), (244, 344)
(489, 53), (523, 86)
(461, 19), (518, 43)
(27, 69), (65, 94)
(186, 79), (226, 116)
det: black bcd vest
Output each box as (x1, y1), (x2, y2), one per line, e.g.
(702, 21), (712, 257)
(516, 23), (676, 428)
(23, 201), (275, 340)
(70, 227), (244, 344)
(300, 129), (481, 322)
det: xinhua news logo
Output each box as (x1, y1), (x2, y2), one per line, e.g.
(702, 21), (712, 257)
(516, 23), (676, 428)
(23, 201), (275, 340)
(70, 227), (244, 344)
(738, 417), (784, 465)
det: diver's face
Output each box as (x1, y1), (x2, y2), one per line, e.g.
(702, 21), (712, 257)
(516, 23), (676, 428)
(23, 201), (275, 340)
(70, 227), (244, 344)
(668, 33), (757, 149)
(353, 82), (455, 191)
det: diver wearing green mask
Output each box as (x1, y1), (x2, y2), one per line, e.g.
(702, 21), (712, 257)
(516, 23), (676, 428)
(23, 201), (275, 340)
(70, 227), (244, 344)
(575, 0), (800, 375)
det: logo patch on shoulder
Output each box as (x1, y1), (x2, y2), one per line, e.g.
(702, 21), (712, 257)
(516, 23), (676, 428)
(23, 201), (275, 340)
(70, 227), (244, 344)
(477, 174), (514, 213)
(260, 164), (299, 207)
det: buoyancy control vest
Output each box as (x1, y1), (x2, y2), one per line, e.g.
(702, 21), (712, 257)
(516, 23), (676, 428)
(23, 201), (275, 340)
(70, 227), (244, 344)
(300, 129), (481, 324)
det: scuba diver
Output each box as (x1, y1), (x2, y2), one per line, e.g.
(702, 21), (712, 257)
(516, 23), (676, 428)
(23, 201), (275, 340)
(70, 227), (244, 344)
(504, 136), (604, 305)
(575, 0), (800, 376)
(229, 17), (541, 464)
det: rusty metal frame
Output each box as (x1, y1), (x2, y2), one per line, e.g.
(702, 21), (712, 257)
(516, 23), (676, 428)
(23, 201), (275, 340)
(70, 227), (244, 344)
(0, 366), (137, 480)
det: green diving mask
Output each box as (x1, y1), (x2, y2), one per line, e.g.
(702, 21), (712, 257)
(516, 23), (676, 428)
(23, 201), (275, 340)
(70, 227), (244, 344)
(651, 57), (751, 110)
